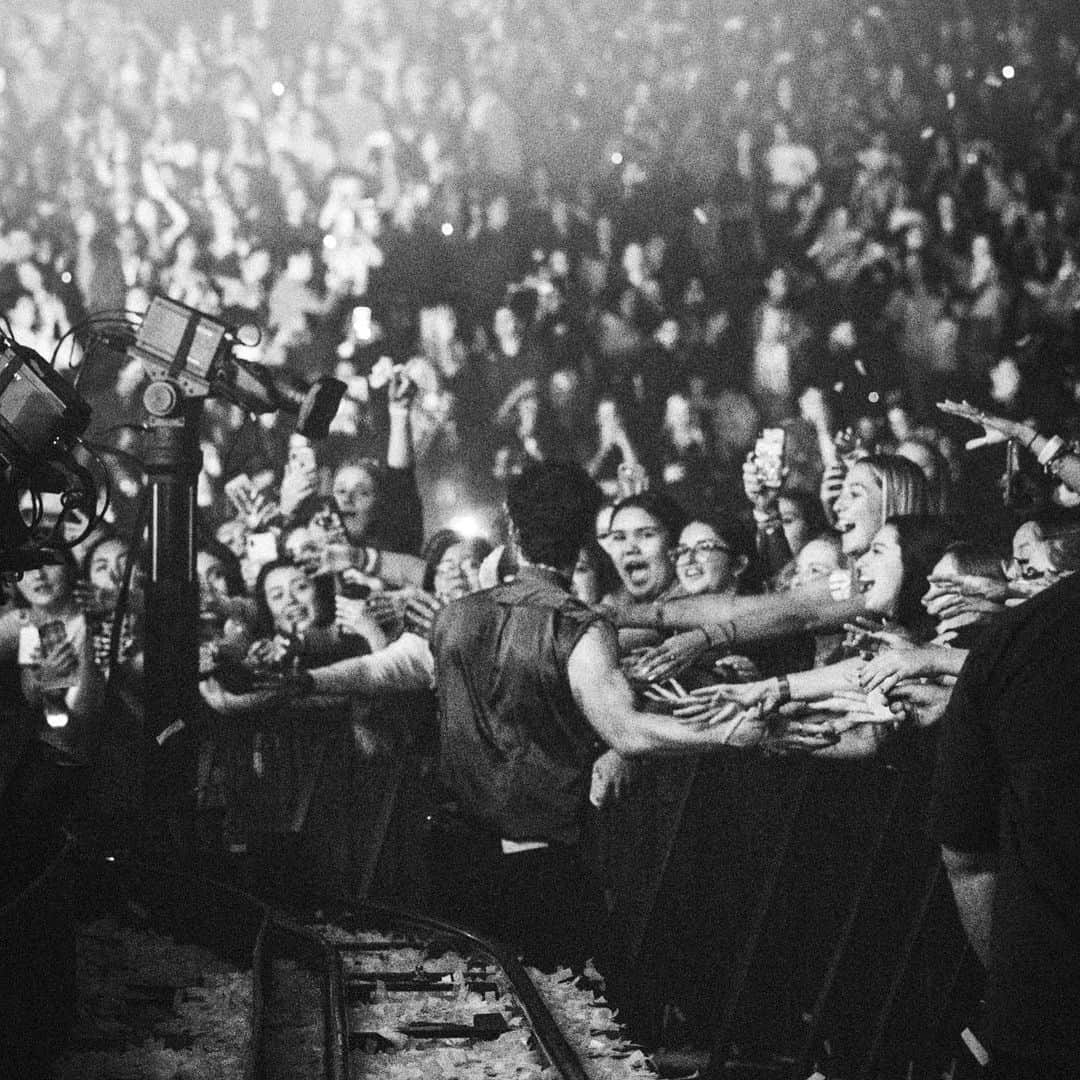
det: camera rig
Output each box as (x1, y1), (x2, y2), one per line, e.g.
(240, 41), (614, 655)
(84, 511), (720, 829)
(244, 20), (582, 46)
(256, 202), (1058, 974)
(1, 296), (345, 833)
(124, 297), (345, 820)
(0, 334), (96, 575)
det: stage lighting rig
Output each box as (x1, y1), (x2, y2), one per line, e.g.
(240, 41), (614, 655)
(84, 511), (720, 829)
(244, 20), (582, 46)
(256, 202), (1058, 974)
(127, 296), (344, 437)
(0, 333), (96, 575)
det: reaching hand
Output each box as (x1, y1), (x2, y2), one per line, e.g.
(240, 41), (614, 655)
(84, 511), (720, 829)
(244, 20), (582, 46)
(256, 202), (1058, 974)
(922, 588), (1006, 624)
(925, 572), (1007, 604)
(626, 629), (711, 684)
(590, 749), (637, 808)
(842, 618), (914, 655)
(742, 453), (778, 513)
(402, 588), (445, 639)
(936, 399), (1027, 450)
(39, 639), (79, 688)
(763, 715), (842, 754)
(712, 655), (761, 683)
(859, 645), (946, 695)
(886, 679), (953, 729)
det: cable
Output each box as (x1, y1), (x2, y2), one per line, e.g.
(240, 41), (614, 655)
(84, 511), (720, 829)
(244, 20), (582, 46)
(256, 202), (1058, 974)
(50, 310), (139, 370)
(58, 310), (143, 386)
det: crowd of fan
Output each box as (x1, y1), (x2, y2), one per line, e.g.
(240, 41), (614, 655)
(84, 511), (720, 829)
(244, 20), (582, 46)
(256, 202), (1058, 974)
(2, 0), (1080, 1058)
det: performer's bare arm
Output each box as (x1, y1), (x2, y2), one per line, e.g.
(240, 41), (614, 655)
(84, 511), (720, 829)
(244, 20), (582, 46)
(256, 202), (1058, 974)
(567, 622), (764, 756)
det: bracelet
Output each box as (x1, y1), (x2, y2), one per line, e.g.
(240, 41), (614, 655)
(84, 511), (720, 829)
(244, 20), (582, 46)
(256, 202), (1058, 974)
(775, 675), (792, 707)
(1037, 435), (1066, 468)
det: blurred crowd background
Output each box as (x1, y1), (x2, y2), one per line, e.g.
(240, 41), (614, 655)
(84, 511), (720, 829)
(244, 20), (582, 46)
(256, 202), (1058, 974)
(0, 0), (1078, 535)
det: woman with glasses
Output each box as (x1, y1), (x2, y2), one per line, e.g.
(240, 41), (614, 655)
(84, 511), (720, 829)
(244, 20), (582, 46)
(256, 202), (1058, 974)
(629, 514), (817, 688)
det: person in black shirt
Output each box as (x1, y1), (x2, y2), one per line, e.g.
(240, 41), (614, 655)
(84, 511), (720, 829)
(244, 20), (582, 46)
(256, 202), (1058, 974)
(425, 460), (777, 970)
(929, 571), (1080, 1077)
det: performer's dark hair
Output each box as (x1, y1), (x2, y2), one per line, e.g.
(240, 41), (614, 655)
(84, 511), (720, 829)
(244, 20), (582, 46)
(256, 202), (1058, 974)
(507, 460), (604, 571)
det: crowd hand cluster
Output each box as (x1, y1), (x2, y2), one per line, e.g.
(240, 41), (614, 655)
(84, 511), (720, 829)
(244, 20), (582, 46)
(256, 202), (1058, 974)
(858, 644), (950, 696)
(624, 629), (713, 684)
(922, 576), (1010, 639)
(883, 679), (952, 730)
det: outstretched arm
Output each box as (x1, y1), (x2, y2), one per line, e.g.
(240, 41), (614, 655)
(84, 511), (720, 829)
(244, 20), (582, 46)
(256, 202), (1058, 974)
(614, 577), (866, 645)
(567, 623), (766, 756)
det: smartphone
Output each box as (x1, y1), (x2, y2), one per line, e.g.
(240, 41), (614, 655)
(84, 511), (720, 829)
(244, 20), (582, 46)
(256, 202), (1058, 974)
(38, 620), (68, 658)
(338, 578), (371, 600)
(38, 619), (76, 692)
(245, 531), (279, 567)
(352, 305), (373, 342)
(754, 427), (786, 488)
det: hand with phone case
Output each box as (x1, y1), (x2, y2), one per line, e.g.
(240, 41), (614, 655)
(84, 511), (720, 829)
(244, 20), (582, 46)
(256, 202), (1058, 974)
(36, 619), (80, 692)
(753, 427), (787, 490)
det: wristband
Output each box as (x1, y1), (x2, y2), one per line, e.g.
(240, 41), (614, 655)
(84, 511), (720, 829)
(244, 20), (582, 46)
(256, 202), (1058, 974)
(775, 675), (791, 707)
(1037, 435), (1066, 468)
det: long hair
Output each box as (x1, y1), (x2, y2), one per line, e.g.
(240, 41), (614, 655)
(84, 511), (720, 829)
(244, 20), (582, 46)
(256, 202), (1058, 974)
(420, 529), (494, 593)
(887, 515), (967, 640)
(252, 559), (334, 637)
(861, 453), (931, 523)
